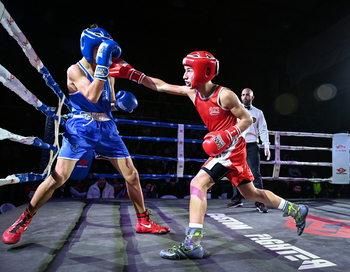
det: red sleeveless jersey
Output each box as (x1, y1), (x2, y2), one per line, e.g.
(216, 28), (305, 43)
(194, 85), (254, 186)
(194, 85), (237, 132)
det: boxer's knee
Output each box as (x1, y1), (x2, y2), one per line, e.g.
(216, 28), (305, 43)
(190, 175), (212, 193)
(47, 171), (69, 189)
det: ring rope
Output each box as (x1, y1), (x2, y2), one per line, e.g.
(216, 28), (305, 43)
(0, 1), (72, 112)
(88, 173), (195, 180)
(0, 128), (58, 152)
(0, 64), (66, 127)
(120, 136), (202, 144)
(115, 118), (207, 130)
(129, 154), (205, 163)
(0, 1), (67, 186)
(1, 112), (337, 185)
(108, 119), (335, 183)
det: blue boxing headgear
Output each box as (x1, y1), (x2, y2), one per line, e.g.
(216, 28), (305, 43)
(80, 26), (121, 64)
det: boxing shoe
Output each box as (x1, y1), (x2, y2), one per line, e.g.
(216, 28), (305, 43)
(136, 210), (170, 234)
(159, 243), (204, 260)
(227, 201), (243, 208)
(2, 208), (35, 244)
(159, 227), (204, 260)
(256, 203), (269, 213)
(283, 202), (309, 236)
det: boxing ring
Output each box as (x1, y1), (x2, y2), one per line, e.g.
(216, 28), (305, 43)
(0, 0), (347, 189)
(1, 2), (350, 271)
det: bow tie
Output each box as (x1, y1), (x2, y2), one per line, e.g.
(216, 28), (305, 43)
(244, 105), (251, 110)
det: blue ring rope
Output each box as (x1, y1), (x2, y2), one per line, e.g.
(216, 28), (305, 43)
(121, 136), (203, 144)
(115, 119), (208, 130)
(88, 173), (196, 179)
(130, 154), (205, 163)
(9, 118), (208, 183)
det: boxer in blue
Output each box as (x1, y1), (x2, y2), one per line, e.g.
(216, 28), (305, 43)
(2, 24), (170, 244)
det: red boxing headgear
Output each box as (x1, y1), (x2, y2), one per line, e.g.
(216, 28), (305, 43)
(182, 51), (219, 88)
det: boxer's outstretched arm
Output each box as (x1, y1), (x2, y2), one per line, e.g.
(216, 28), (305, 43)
(109, 58), (191, 97)
(142, 76), (188, 96)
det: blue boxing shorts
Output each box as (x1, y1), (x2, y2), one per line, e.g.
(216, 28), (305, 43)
(58, 114), (130, 161)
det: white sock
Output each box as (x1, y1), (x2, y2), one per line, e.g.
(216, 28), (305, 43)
(189, 223), (203, 229)
(278, 199), (287, 210)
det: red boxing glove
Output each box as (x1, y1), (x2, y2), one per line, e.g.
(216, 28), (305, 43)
(202, 125), (241, 157)
(109, 58), (146, 84)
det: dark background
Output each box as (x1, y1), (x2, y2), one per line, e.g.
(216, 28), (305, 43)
(1, 1), (350, 130)
(1, 0), (350, 194)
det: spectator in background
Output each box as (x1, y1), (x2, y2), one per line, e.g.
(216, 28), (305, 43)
(87, 177), (114, 199)
(159, 178), (181, 198)
(179, 178), (191, 199)
(287, 182), (304, 199)
(112, 178), (125, 197)
(165, 165), (178, 184)
(52, 183), (71, 198)
(20, 183), (38, 205)
(285, 154), (303, 179)
(143, 181), (158, 198)
(70, 179), (88, 199)
(288, 166), (303, 178)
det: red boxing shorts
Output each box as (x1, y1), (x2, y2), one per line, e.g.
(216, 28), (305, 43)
(202, 137), (254, 187)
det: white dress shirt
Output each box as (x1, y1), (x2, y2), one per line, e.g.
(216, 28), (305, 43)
(240, 105), (270, 148)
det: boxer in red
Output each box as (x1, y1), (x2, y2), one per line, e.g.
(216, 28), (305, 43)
(110, 51), (308, 260)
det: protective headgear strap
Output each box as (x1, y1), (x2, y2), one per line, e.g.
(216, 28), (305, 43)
(80, 26), (114, 64)
(183, 51), (219, 89)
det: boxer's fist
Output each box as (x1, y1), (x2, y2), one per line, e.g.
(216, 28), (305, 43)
(202, 131), (231, 157)
(115, 90), (138, 113)
(109, 58), (145, 84)
(202, 126), (241, 157)
(94, 40), (121, 81)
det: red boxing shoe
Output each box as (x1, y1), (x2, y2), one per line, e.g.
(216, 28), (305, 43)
(136, 210), (170, 234)
(2, 209), (35, 244)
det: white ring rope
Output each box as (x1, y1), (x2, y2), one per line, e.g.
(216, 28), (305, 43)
(0, 1), (71, 111)
(0, 1), (66, 186)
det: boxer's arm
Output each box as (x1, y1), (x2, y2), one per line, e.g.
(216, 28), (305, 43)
(109, 58), (193, 98)
(142, 76), (189, 97)
(67, 64), (105, 103)
(220, 88), (252, 133)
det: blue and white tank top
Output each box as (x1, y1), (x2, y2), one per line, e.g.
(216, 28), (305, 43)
(69, 61), (113, 119)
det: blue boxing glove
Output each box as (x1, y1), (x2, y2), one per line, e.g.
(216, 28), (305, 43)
(115, 91), (138, 113)
(94, 40), (121, 81)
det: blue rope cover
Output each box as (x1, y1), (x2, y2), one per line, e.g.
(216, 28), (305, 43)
(115, 119), (208, 130)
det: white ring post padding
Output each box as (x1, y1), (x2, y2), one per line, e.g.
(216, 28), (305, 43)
(177, 124), (184, 178)
(272, 132), (281, 178)
(332, 133), (349, 184)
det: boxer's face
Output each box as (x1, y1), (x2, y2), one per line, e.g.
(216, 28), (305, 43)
(92, 47), (99, 64)
(183, 66), (194, 88)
